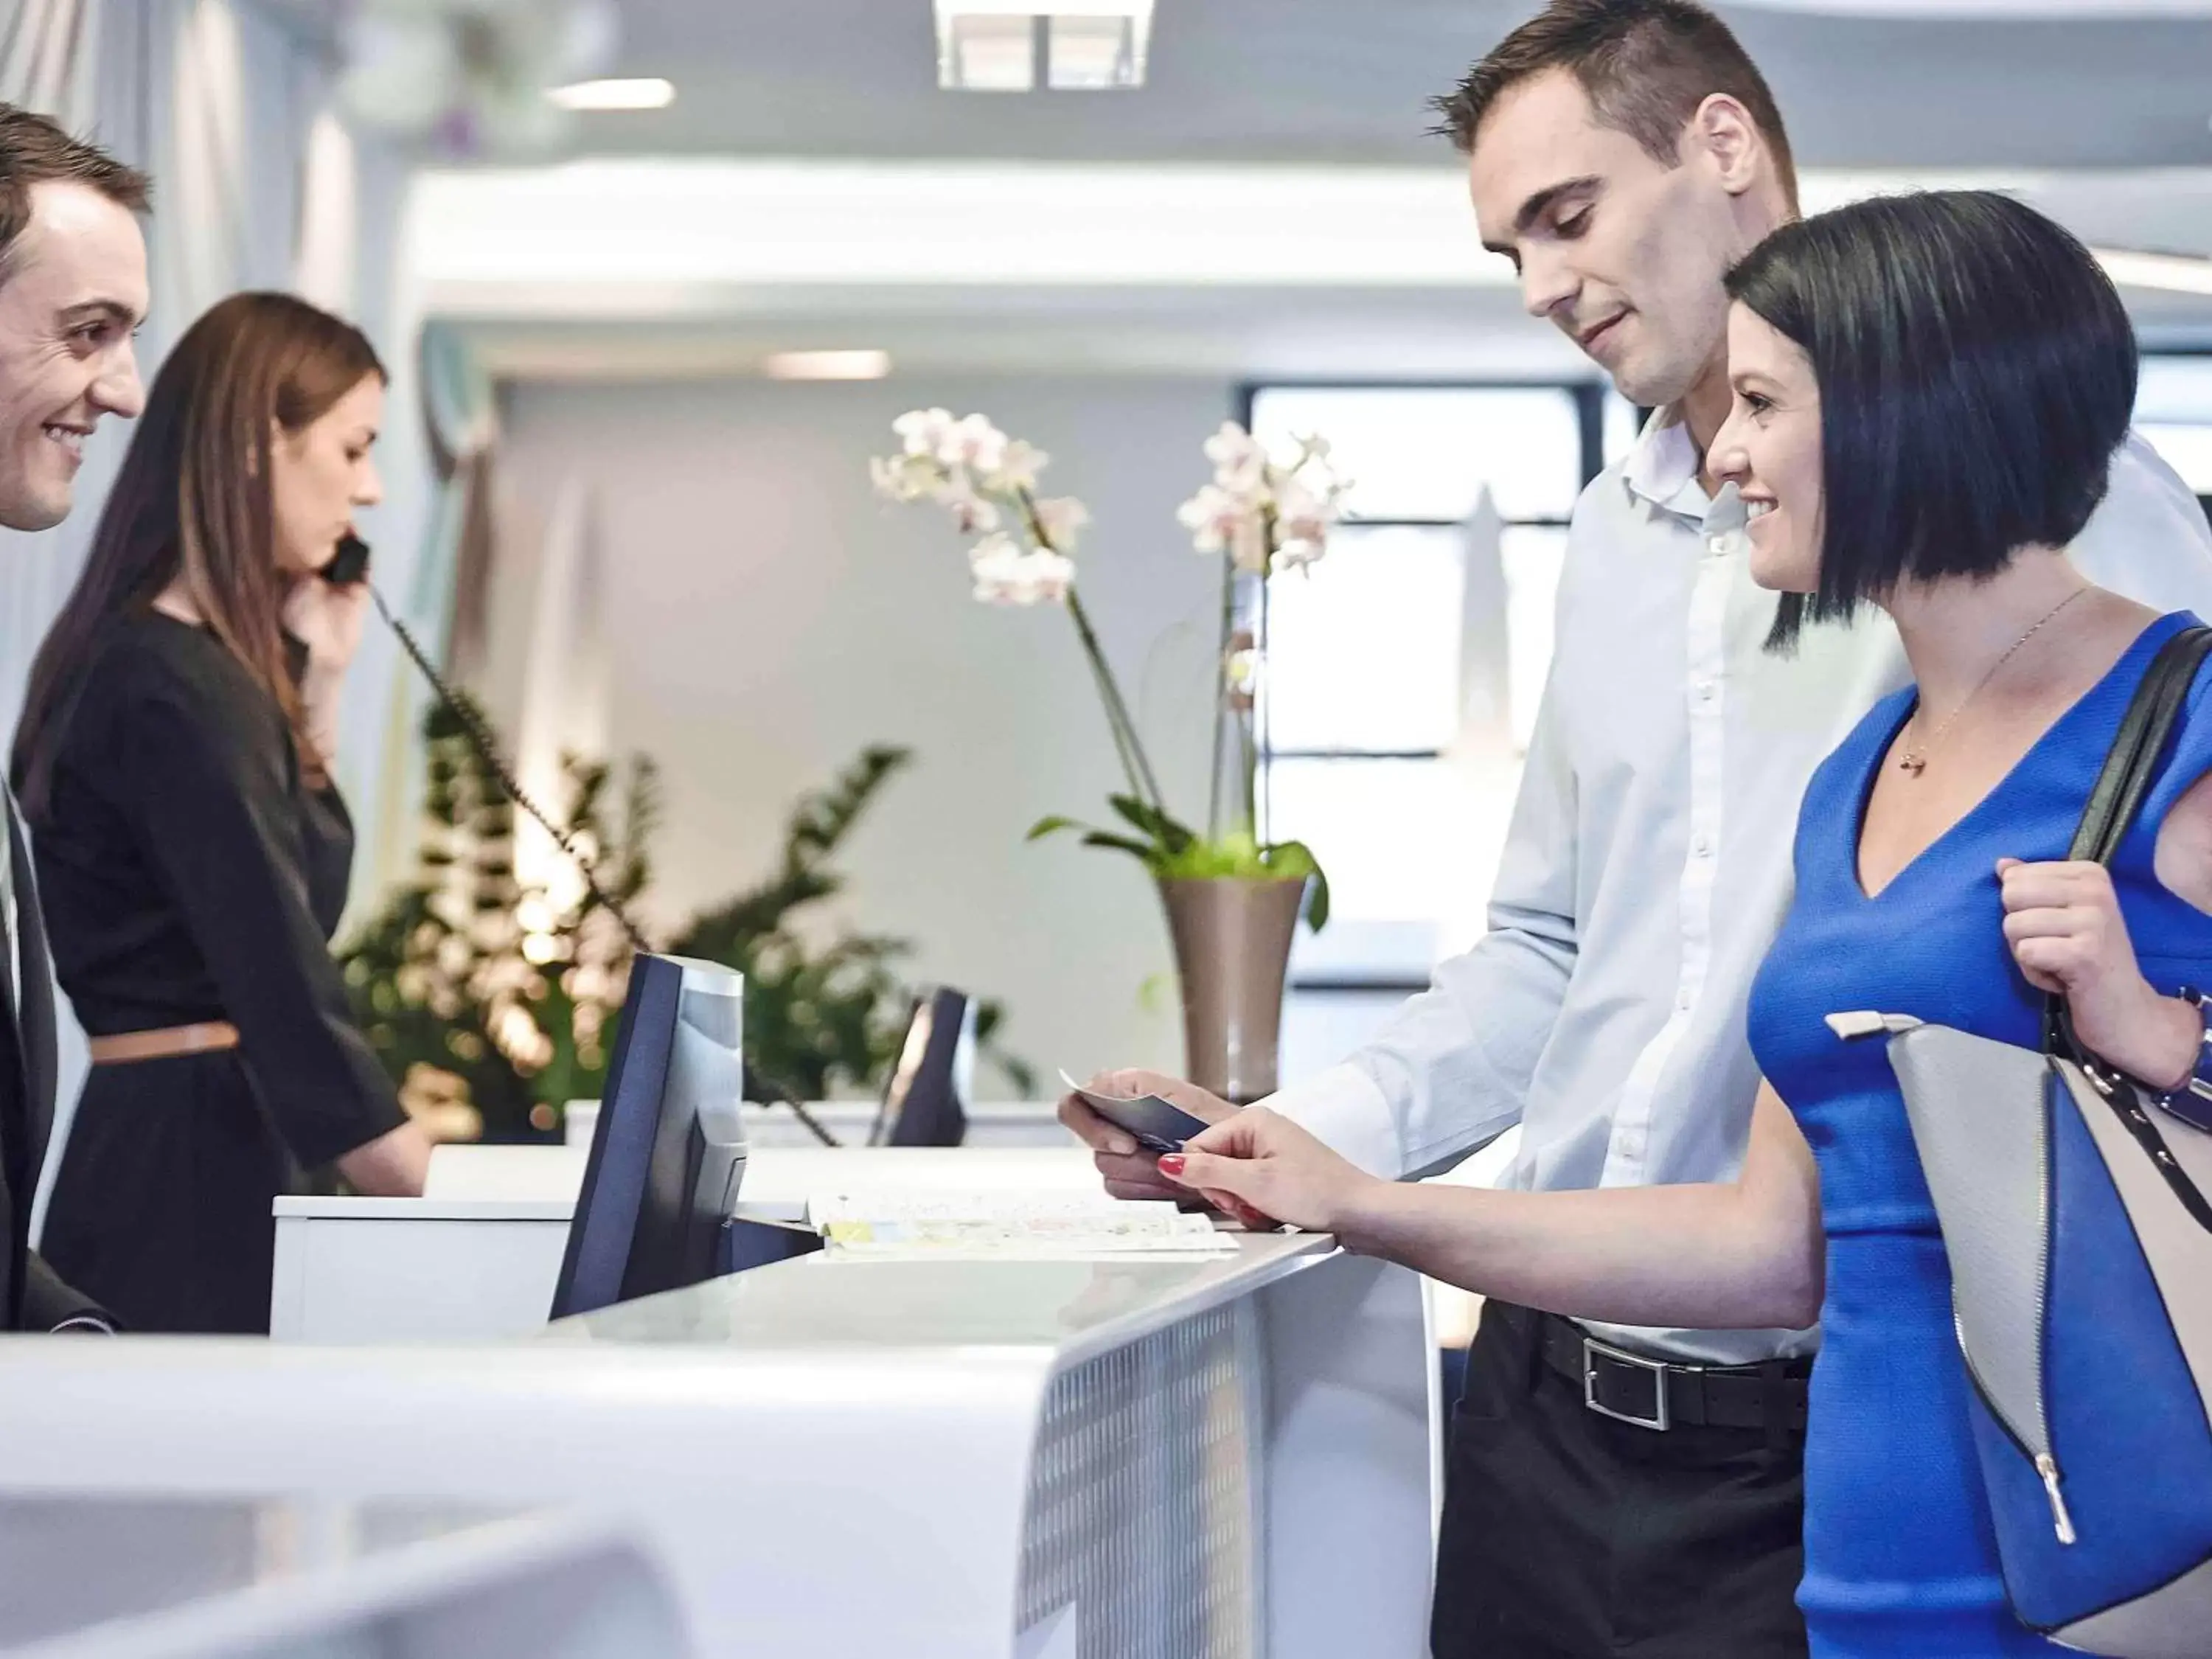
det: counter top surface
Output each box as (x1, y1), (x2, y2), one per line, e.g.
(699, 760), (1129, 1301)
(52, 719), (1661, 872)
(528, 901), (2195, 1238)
(535, 1231), (1335, 1368)
(279, 1145), (1106, 1221)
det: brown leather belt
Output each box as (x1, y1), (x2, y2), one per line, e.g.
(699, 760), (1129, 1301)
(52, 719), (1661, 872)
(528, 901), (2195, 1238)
(88, 1021), (240, 1065)
(1537, 1309), (1811, 1434)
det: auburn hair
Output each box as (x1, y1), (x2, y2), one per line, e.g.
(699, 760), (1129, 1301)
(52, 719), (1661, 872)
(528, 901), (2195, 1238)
(14, 291), (385, 817)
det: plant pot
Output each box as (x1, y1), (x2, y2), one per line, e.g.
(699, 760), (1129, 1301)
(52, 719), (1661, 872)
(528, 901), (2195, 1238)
(1157, 874), (1307, 1106)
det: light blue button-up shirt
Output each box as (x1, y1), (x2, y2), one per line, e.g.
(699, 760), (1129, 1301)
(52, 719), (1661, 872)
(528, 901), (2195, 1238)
(1271, 419), (2212, 1363)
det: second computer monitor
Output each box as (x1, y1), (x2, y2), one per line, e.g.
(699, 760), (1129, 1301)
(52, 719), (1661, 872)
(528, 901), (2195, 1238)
(872, 986), (975, 1147)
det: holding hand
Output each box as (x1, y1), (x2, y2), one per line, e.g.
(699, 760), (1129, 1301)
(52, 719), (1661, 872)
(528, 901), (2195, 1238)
(282, 573), (370, 768)
(1997, 856), (2199, 1088)
(281, 570), (370, 680)
(1157, 1107), (1384, 1238)
(1057, 1068), (1234, 1201)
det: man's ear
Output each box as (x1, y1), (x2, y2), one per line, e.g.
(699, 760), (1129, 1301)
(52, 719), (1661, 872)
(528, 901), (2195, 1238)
(1686, 93), (1766, 199)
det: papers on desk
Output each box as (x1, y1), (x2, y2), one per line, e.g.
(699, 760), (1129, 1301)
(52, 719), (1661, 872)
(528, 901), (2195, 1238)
(808, 1190), (1239, 1258)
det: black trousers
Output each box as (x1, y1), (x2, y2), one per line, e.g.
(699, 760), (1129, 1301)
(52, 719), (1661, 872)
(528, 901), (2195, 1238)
(1430, 1302), (1811, 1659)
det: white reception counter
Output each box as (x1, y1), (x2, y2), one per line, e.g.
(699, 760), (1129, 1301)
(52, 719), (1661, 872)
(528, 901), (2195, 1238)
(0, 1231), (1437, 1658)
(269, 1145), (1125, 1342)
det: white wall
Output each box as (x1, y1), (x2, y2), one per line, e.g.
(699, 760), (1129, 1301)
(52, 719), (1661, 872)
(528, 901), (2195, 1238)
(489, 375), (1242, 1088)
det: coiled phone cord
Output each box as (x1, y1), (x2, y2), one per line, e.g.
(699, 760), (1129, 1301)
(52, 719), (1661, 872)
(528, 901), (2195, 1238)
(371, 583), (840, 1147)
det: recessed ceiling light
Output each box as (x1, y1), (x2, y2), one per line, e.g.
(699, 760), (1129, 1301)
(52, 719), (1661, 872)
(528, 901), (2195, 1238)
(546, 77), (677, 112)
(762, 349), (894, 380)
(933, 2), (1154, 91)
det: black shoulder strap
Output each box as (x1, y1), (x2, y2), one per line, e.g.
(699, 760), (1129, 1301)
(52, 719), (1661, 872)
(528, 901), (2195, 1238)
(2067, 625), (2212, 865)
(2045, 623), (2212, 1053)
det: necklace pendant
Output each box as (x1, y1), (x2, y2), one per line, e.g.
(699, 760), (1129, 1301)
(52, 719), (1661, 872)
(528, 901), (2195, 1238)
(1899, 753), (1927, 777)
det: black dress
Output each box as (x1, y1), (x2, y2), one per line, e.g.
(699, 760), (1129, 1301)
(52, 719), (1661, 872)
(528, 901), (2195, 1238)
(32, 610), (405, 1334)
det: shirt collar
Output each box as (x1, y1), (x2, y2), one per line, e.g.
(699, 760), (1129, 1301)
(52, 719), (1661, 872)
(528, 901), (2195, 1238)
(1621, 404), (1737, 533)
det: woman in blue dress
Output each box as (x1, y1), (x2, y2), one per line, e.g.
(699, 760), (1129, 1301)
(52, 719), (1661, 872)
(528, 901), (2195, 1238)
(1152, 189), (2212, 1656)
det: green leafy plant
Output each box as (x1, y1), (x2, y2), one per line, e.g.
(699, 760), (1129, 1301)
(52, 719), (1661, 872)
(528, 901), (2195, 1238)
(666, 744), (1037, 1101)
(338, 698), (657, 1141)
(341, 701), (1032, 1140)
(1024, 798), (1328, 928)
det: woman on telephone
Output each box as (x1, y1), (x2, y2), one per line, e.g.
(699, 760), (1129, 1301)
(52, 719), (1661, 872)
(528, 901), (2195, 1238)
(13, 291), (429, 1334)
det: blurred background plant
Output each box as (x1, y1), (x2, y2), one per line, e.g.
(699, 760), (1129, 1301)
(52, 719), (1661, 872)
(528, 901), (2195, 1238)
(340, 695), (1032, 1143)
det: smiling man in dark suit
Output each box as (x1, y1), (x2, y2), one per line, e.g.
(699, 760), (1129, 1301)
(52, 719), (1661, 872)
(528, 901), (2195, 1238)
(0, 105), (150, 1332)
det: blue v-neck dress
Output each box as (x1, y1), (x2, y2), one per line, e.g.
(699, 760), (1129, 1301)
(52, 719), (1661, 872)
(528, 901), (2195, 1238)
(1746, 611), (2212, 1657)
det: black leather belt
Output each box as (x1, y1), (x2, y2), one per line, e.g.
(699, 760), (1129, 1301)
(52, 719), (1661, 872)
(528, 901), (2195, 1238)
(1537, 1310), (1810, 1434)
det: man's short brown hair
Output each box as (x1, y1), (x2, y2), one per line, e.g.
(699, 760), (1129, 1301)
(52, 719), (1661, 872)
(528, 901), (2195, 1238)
(1431, 0), (1797, 207)
(0, 104), (150, 281)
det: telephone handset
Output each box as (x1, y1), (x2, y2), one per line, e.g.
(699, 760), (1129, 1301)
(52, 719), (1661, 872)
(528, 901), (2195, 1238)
(321, 532), (371, 587)
(334, 533), (838, 1145)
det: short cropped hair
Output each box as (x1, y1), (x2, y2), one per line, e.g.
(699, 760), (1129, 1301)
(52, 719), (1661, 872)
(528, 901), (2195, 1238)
(1431, 0), (1797, 208)
(1725, 190), (2136, 650)
(0, 103), (150, 282)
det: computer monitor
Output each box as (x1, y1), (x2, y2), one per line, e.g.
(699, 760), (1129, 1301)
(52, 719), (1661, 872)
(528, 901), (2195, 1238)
(869, 986), (975, 1147)
(550, 953), (748, 1320)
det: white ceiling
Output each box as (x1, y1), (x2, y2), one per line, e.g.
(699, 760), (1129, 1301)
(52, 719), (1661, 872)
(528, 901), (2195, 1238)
(457, 0), (2212, 173)
(262, 0), (2212, 375)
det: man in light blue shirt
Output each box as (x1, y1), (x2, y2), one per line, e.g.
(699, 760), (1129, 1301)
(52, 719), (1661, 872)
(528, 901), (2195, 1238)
(1060, 4), (2212, 1654)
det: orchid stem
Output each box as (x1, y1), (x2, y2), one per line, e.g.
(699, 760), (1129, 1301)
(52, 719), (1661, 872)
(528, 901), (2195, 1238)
(1011, 486), (1169, 818)
(1208, 556), (1235, 841)
(1067, 589), (1166, 816)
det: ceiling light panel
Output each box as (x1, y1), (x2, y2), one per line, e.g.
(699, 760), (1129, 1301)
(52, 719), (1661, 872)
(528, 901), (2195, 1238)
(935, 2), (1154, 91)
(940, 12), (1035, 91)
(547, 77), (676, 111)
(1048, 12), (1149, 88)
(762, 349), (894, 380)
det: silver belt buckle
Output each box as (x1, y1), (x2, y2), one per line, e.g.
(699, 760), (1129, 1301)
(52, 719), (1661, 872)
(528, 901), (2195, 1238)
(1583, 1335), (1672, 1431)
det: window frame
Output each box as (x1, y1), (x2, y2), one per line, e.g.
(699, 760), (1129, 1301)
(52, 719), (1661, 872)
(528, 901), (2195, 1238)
(1253, 355), (2212, 1011)
(1239, 378), (1612, 994)
(2136, 347), (2212, 522)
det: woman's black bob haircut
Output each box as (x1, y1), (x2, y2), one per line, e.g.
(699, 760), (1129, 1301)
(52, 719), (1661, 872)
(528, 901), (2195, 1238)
(1724, 189), (2137, 650)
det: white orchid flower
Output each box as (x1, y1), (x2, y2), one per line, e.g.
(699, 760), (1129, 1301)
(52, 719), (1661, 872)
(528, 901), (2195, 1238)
(894, 407), (956, 459)
(1204, 421), (1270, 498)
(941, 412), (1010, 475)
(1030, 495), (1091, 553)
(1176, 484), (1242, 555)
(936, 470), (1000, 534)
(870, 453), (940, 503)
(970, 536), (1075, 607)
(990, 439), (1048, 493)
(1271, 477), (1335, 571)
(1273, 476), (1322, 523)
(1203, 420), (1262, 470)
(1304, 467), (1352, 514)
(1175, 485), (1222, 533)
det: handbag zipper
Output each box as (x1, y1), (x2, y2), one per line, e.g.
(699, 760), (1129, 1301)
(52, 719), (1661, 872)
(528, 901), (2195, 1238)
(2032, 1068), (2066, 1546)
(1833, 1013), (2079, 1546)
(1956, 1324), (2078, 1545)
(2034, 1453), (2077, 1545)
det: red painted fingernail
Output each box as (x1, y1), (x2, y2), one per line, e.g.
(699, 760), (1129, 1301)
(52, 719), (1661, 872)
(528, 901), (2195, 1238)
(1156, 1153), (1186, 1176)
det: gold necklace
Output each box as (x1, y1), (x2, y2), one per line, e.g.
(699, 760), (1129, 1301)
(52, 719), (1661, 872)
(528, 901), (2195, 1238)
(1897, 588), (2087, 777)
